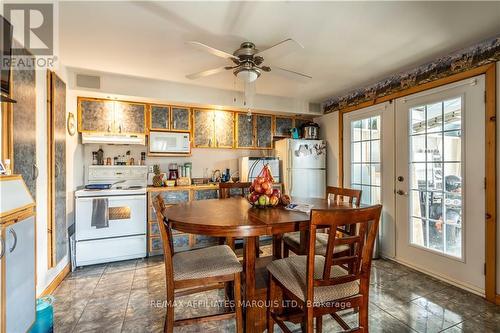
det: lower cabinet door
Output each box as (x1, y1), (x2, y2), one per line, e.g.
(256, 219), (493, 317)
(5, 217), (36, 333)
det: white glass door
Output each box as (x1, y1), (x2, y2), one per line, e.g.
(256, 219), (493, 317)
(343, 102), (396, 257)
(395, 76), (486, 294)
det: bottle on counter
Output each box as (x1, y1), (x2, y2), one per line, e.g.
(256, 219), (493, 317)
(141, 152), (146, 165)
(92, 152), (98, 165)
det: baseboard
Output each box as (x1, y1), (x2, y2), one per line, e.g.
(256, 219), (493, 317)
(40, 263), (71, 297)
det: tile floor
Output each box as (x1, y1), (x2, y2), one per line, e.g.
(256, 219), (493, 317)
(53, 247), (500, 332)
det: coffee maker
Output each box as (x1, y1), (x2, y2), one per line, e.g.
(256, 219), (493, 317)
(168, 163), (178, 180)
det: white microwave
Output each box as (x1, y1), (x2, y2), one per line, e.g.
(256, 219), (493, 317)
(149, 131), (191, 154)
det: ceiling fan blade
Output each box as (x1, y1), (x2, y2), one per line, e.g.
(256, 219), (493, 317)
(271, 66), (312, 80)
(186, 66), (229, 80)
(256, 38), (304, 58)
(187, 41), (239, 60)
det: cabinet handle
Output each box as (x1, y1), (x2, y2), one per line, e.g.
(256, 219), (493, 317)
(32, 164), (39, 180)
(9, 229), (17, 253)
(173, 120), (176, 129)
(0, 238), (4, 259)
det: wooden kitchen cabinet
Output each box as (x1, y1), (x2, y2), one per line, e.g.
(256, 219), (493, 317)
(193, 109), (234, 148)
(78, 97), (146, 135)
(214, 111), (234, 148)
(115, 101), (146, 134)
(150, 104), (170, 130)
(236, 113), (255, 148)
(256, 114), (273, 148)
(274, 116), (293, 137)
(171, 107), (191, 131)
(78, 98), (115, 133)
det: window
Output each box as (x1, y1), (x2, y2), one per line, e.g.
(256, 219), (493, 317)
(350, 116), (381, 205)
(409, 97), (463, 258)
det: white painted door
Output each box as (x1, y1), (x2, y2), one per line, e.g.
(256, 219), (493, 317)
(343, 102), (396, 257)
(395, 76), (486, 294)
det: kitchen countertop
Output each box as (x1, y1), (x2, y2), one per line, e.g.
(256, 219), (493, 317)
(147, 183), (220, 191)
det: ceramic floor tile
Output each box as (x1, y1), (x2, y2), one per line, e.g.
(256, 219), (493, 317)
(104, 259), (139, 274)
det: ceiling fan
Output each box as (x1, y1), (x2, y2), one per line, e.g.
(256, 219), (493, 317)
(185, 39), (312, 83)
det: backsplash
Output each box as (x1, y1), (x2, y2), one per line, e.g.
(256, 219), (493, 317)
(82, 144), (271, 178)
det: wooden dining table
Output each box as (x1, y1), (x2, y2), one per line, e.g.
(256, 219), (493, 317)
(164, 196), (358, 332)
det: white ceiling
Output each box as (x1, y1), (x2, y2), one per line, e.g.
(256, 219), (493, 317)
(59, 1), (500, 103)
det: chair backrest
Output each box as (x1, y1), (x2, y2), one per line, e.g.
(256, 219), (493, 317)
(305, 205), (382, 298)
(219, 182), (252, 199)
(326, 186), (362, 206)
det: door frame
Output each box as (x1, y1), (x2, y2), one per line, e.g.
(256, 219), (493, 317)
(338, 63), (497, 303)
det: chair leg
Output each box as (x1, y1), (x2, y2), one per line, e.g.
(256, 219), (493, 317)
(305, 307), (314, 333)
(233, 273), (243, 333)
(267, 274), (276, 333)
(283, 243), (290, 258)
(164, 297), (174, 333)
(226, 237), (235, 249)
(255, 237), (260, 258)
(359, 297), (369, 332)
(316, 315), (323, 333)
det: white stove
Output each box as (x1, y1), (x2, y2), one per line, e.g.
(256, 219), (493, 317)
(75, 166), (148, 267)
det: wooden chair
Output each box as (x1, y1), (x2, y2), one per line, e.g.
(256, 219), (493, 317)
(282, 186), (362, 257)
(218, 182), (261, 257)
(267, 205), (382, 333)
(152, 195), (243, 333)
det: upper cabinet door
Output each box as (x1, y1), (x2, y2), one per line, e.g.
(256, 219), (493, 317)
(274, 116), (293, 137)
(78, 98), (115, 133)
(256, 115), (273, 149)
(115, 101), (146, 134)
(193, 109), (215, 147)
(171, 107), (191, 132)
(236, 113), (255, 148)
(214, 111), (234, 148)
(150, 105), (170, 130)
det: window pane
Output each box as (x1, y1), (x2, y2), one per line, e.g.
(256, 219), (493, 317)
(361, 118), (370, 140)
(411, 135), (426, 162)
(429, 220), (444, 252)
(411, 106), (426, 134)
(361, 164), (370, 184)
(427, 102), (443, 133)
(370, 116), (381, 140)
(351, 164), (361, 184)
(410, 163), (426, 191)
(361, 141), (371, 163)
(371, 140), (380, 163)
(371, 164), (381, 186)
(371, 187), (381, 204)
(443, 163), (461, 191)
(410, 190), (425, 219)
(352, 142), (361, 162)
(444, 98), (461, 131)
(352, 120), (362, 141)
(427, 163), (442, 192)
(361, 185), (371, 204)
(426, 132), (442, 162)
(445, 223), (462, 257)
(443, 130), (461, 162)
(411, 218), (427, 247)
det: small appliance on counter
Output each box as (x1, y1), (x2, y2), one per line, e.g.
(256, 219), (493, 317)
(302, 121), (320, 140)
(168, 163), (178, 180)
(75, 165), (148, 267)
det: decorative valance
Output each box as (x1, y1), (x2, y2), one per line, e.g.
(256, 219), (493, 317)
(322, 35), (500, 114)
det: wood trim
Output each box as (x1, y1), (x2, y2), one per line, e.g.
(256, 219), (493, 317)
(338, 110), (344, 187)
(47, 70), (55, 269)
(338, 63), (497, 302)
(40, 263), (70, 297)
(485, 64), (496, 302)
(496, 294), (500, 305)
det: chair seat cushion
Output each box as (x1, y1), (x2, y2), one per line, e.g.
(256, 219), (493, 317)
(267, 255), (359, 304)
(173, 245), (242, 281)
(283, 232), (350, 255)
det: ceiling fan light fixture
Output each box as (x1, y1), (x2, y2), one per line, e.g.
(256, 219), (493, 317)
(234, 68), (260, 83)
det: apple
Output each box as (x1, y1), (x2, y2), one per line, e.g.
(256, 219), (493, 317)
(256, 177), (265, 185)
(269, 195), (279, 206)
(281, 194), (291, 205)
(272, 189), (281, 198)
(254, 184), (263, 194)
(262, 182), (270, 191)
(265, 187), (273, 196)
(250, 192), (260, 203)
(258, 195), (268, 206)
(249, 185), (254, 193)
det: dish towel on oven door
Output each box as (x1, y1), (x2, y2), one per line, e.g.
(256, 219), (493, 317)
(91, 198), (109, 229)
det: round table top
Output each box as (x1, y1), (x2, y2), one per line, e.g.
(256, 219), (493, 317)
(164, 197), (357, 237)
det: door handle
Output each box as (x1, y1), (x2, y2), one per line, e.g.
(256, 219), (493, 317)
(9, 229), (17, 253)
(32, 164), (39, 180)
(396, 189), (408, 196)
(0, 238), (4, 259)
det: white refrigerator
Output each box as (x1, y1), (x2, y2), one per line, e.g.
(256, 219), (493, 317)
(275, 139), (326, 198)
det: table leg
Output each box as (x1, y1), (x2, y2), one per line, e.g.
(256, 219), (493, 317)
(244, 236), (257, 333)
(272, 235), (282, 259)
(299, 230), (309, 254)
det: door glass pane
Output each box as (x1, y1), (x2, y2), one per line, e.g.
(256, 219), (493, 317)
(408, 97), (463, 258)
(350, 115), (381, 205)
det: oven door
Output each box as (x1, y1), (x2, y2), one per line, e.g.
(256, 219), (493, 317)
(75, 194), (146, 241)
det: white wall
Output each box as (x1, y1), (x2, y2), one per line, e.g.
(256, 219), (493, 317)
(314, 111), (339, 187)
(67, 68), (321, 116)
